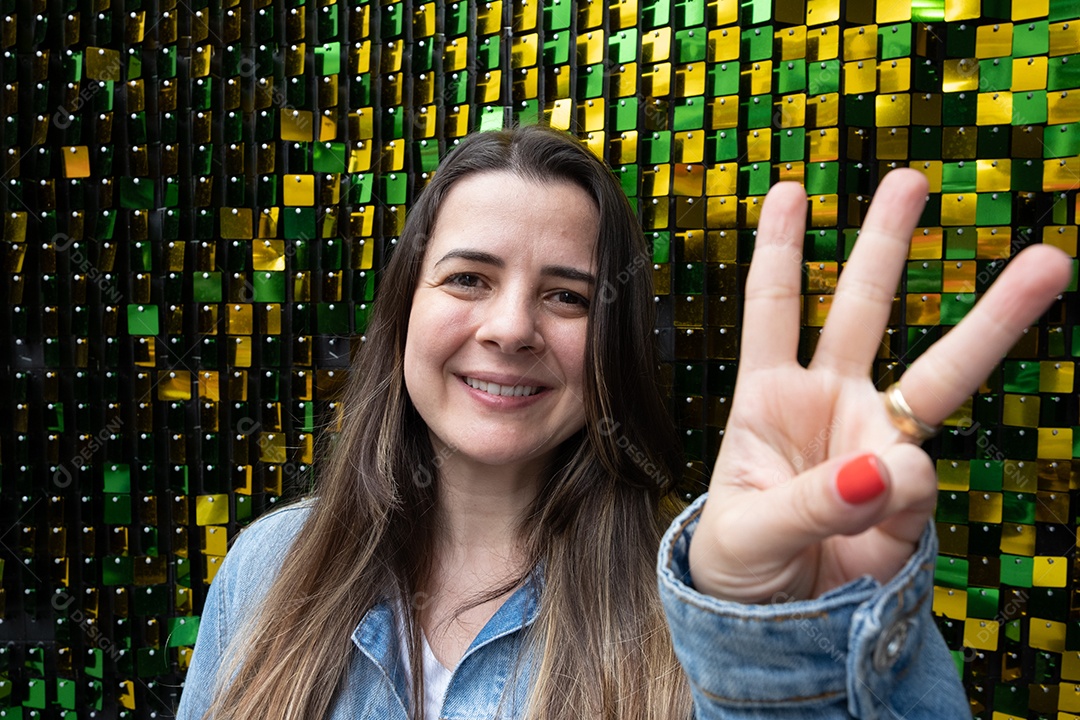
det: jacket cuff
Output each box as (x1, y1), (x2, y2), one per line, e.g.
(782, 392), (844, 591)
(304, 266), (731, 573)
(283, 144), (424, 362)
(658, 493), (953, 715)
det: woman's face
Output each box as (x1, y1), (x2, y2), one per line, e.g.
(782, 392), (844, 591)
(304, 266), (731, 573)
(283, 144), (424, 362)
(404, 170), (600, 477)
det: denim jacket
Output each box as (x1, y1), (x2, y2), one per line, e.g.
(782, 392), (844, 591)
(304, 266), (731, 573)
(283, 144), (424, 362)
(175, 494), (968, 719)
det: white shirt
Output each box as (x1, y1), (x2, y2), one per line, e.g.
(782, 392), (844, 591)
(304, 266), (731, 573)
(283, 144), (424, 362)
(420, 632), (454, 718)
(398, 615), (455, 719)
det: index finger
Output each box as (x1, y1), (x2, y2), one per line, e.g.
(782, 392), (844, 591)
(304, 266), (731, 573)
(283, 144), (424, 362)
(739, 182), (808, 370)
(897, 244), (1073, 424)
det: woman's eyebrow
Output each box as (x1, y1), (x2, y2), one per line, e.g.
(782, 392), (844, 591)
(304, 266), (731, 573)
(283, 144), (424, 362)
(433, 249), (595, 285)
(542, 266), (595, 285)
(433, 249), (503, 268)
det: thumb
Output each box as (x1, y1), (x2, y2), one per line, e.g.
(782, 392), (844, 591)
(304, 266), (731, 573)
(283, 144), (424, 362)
(764, 452), (892, 561)
(691, 447), (939, 602)
(764, 445), (937, 562)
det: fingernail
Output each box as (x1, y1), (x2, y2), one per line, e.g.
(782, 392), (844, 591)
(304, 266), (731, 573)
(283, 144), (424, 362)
(836, 453), (886, 504)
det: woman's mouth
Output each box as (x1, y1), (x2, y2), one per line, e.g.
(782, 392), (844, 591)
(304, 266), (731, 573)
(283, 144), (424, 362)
(462, 376), (544, 397)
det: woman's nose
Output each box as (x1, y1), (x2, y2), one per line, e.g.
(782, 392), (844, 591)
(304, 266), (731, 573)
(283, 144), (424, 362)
(474, 289), (545, 354)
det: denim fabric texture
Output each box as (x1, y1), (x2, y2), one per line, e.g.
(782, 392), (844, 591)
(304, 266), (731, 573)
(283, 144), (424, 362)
(175, 494), (968, 719)
(658, 495), (970, 719)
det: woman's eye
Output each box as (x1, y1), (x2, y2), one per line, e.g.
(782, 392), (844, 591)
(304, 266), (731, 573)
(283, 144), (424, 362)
(554, 291), (589, 308)
(447, 273), (482, 288)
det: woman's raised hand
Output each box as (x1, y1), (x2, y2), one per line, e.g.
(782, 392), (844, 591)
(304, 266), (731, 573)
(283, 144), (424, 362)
(687, 169), (1074, 604)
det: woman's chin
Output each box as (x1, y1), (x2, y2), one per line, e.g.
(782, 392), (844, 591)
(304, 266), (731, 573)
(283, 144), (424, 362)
(426, 433), (555, 474)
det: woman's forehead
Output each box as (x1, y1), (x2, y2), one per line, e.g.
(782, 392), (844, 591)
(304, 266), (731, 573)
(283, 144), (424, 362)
(438, 170), (595, 214)
(424, 172), (600, 260)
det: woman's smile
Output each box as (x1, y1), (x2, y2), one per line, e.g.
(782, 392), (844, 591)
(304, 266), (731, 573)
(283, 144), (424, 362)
(459, 375), (546, 399)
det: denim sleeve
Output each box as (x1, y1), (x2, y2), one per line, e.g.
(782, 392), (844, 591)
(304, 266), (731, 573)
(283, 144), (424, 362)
(173, 539), (233, 720)
(658, 494), (970, 720)
(174, 501), (313, 719)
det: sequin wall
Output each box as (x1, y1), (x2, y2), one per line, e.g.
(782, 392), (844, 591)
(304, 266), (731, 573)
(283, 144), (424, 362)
(0, 0), (1079, 713)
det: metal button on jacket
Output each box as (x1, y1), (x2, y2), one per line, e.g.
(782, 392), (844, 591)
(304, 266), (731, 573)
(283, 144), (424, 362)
(872, 618), (912, 671)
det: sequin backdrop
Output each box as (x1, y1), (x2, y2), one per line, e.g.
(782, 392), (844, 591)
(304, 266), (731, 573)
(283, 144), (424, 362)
(0, 0), (1078, 715)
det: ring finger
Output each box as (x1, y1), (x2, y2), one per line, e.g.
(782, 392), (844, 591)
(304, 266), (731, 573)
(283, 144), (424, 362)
(890, 244), (1073, 428)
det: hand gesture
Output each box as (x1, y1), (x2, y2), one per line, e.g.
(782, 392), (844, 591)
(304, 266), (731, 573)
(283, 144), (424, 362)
(688, 169), (1074, 604)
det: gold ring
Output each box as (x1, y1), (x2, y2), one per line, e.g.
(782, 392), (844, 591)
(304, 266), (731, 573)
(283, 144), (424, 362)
(883, 382), (940, 442)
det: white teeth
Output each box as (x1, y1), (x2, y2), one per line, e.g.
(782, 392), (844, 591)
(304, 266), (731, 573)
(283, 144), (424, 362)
(464, 377), (540, 397)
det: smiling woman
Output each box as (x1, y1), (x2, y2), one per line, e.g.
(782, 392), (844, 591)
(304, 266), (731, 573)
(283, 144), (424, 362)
(177, 125), (690, 720)
(175, 125), (1070, 720)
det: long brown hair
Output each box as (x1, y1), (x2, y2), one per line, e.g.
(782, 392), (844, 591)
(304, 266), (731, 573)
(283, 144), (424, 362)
(201, 125), (692, 719)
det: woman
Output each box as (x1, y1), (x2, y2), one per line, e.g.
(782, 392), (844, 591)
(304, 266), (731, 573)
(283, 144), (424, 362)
(176, 125), (1072, 719)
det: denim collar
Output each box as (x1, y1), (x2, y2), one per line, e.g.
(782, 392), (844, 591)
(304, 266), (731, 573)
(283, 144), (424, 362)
(350, 569), (544, 709)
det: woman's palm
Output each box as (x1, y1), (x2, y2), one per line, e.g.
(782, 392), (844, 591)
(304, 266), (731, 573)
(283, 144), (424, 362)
(689, 170), (1074, 604)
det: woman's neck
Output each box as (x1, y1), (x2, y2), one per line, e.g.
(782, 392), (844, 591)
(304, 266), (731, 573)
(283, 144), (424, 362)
(416, 455), (542, 667)
(432, 455), (543, 559)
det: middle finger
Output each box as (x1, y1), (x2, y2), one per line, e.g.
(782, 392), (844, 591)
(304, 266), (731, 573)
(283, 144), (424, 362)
(809, 169), (929, 376)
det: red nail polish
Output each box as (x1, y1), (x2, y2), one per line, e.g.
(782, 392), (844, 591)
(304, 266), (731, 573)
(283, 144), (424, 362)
(836, 454), (886, 504)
